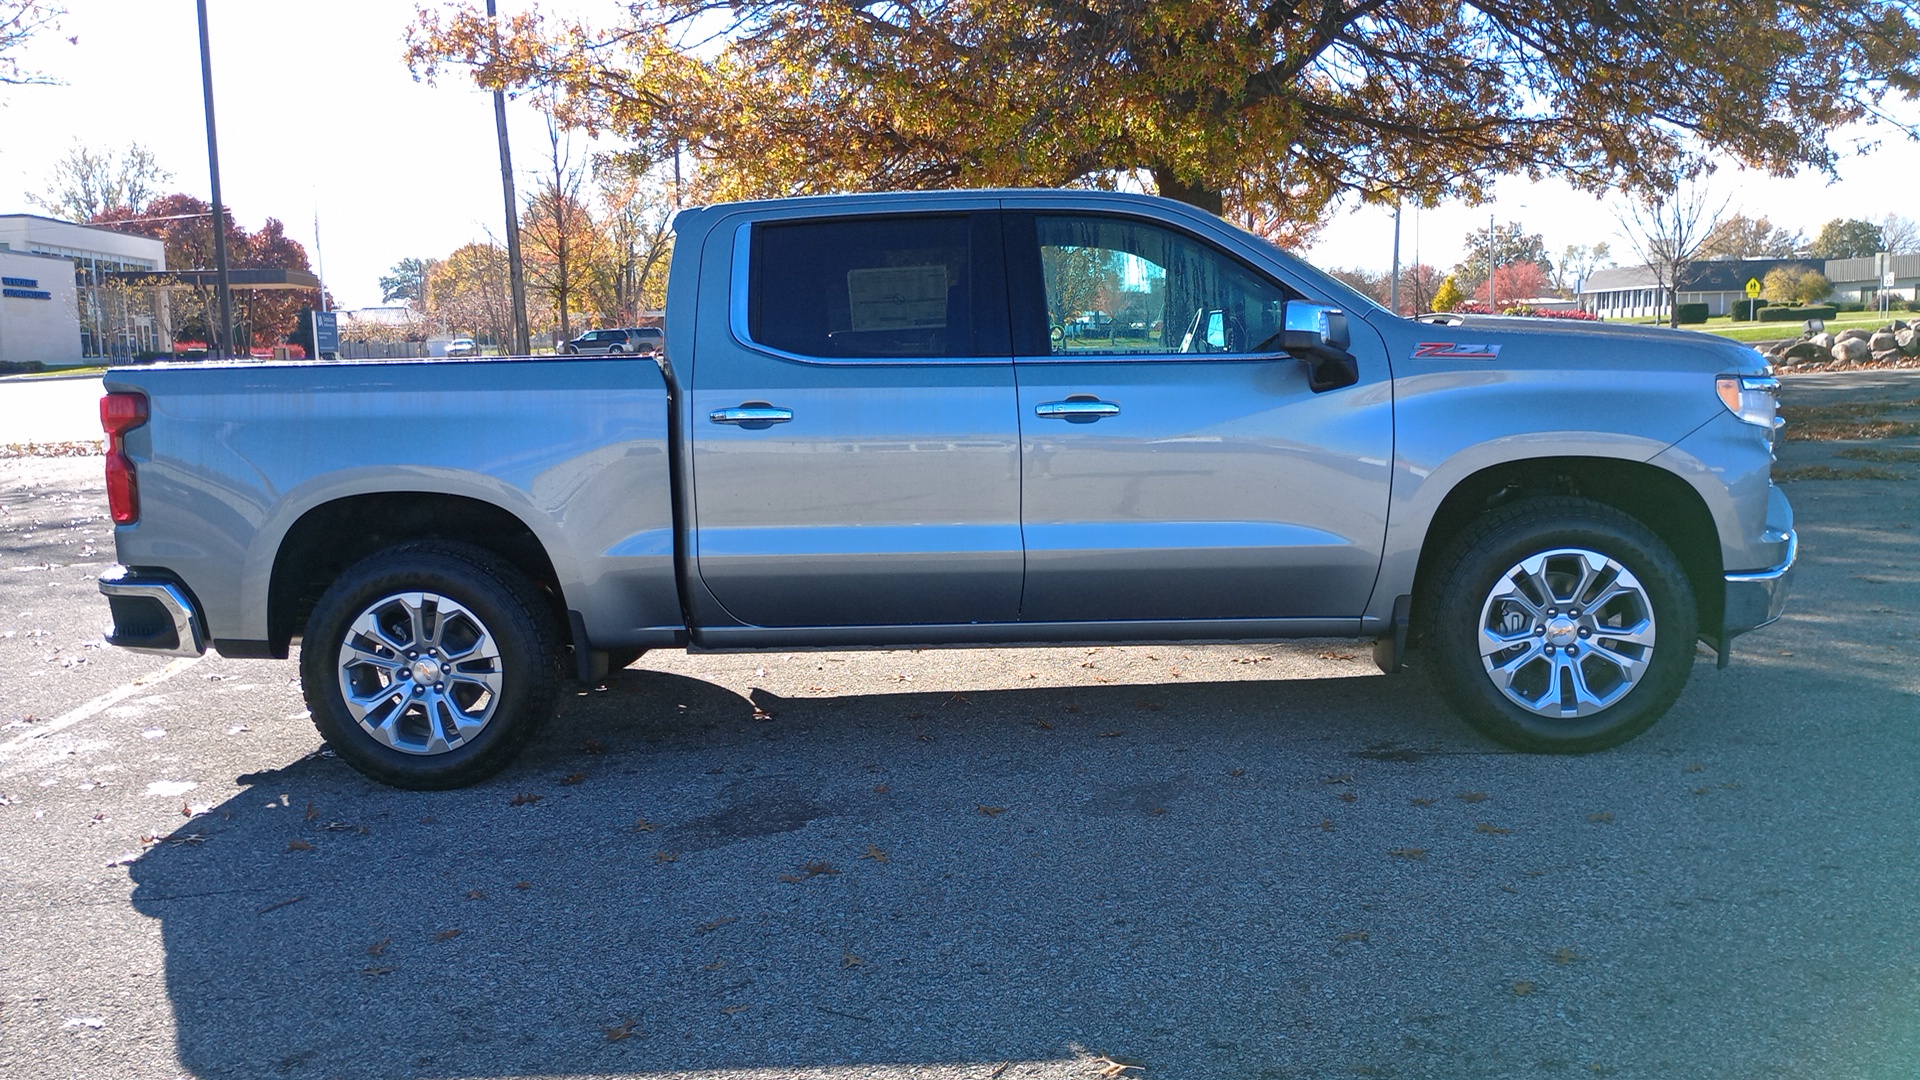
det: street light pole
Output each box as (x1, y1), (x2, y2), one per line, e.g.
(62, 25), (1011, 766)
(487, 0), (531, 356)
(1389, 202), (1402, 315)
(1487, 211), (1496, 314)
(195, 0), (235, 359)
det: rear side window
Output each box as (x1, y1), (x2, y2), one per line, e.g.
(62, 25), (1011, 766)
(748, 215), (983, 359)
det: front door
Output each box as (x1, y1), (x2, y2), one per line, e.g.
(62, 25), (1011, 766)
(1006, 211), (1394, 624)
(689, 209), (1024, 628)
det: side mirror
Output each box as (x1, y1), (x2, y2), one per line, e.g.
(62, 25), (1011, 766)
(1279, 301), (1359, 392)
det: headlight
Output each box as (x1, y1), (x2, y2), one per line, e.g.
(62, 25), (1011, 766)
(1716, 375), (1779, 428)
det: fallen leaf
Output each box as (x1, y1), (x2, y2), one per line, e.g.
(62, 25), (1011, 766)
(1065, 705), (1082, 713)
(1457, 791), (1489, 803)
(1476, 822), (1512, 836)
(1692, 786), (1714, 796)
(861, 844), (890, 864)
(1230, 767), (1247, 777)
(872, 784), (890, 794)
(1230, 654), (1273, 664)
(419, 815), (439, 825)
(977, 805), (1007, 817)
(509, 792), (543, 807)
(1587, 812), (1614, 824)
(778, 874), (805, 883)
(1389, 848), (1428, 861)
(304, 802), (320, 821)
(1514, 981), (1536, 996)
(1033, 718), (1054, 730)
(1551, 947), (1584, 965)
(841, 950), (865, 969)
(653, 851), (679, 864)
(1338, 791), (1357, 803)
(1317, 819), (1335, 832)
(1501, 884), (1518, 894)
(1338, 931), (1369, 943)
(1090, 1055), (1142, 1078)
(1316, 650), (1358, 661)
(367, 937), (391, 957)
(582, 738), (607, 754)
(802, 860), (840, 877)
(285, 839), (313, 852)
(1411, 797), (1436, 807)
(695, 916), (738, 934)
(561, 773), (586, 786)
(604, 1018), (639, 1041)
(1325, 774), (1353, 785)
(751, 706), (776, 721)
(514, 881), (532, 890)
(360, 965), (395, 976)
(1686, 762), (1707, 773)
(432, 928), (462, 942)
(721, 1004), (750, 1015)
(1145, 807), (1168, 816)
(702, 959), (727, 970)
(1099, 730), (1124, 738)
(466, 889), (486, 900)
(631, 818), (655, 832)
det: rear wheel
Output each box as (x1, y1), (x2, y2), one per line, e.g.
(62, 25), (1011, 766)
(300, 542), (562, 789)
(1423, 497), (1699, 753)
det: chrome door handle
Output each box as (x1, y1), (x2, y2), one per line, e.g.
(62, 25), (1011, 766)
(709, 404), (794, 425)
(1035, 398), (1120, 421)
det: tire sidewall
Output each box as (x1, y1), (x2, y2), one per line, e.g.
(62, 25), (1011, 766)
(300, 548), (558, 789)
(1428, 505), (1699, 752)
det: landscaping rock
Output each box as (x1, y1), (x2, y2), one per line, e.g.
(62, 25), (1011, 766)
(1897, 327), (1920, 355)
(1839, 328), (1872, 343)
(1833, 337), (1872, 362)
(1811, 332), (1837, 350)
(1783, 340), (1828, 363)
(1870, 331), (1899, 354)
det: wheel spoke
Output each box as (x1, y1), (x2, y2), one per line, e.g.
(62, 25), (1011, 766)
(1476, 546), (1659, 721)
(1594, 616), (1655, 649)
(1486, 641), (1545, 690)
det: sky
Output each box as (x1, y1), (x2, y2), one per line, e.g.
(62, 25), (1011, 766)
(4, 1), (1920, 308)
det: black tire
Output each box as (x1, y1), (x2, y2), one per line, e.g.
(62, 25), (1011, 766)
(606, 344), (625, 354)
(1421, 496), (1699, 753)
(562, 344), (578, 355)
(299, 542), (563, 789)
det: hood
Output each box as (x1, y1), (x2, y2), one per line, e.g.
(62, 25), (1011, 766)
(1385, 313), (1770, 377)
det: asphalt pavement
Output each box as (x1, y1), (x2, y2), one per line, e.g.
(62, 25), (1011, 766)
(2, 372), (1918, 1080)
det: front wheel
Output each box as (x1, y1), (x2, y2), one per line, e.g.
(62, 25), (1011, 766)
(299, 542), (562, 789)
(1422, 497), (1699, 753)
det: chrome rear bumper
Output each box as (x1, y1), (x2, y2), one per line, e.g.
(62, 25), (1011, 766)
(98, 566), (207, 657)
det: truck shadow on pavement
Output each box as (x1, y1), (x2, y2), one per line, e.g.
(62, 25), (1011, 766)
(126, 655), (1920, 1080)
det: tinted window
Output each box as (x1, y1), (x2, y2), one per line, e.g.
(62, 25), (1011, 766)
(1034, 216), (1288, 356)
(750, 215), (977, 359)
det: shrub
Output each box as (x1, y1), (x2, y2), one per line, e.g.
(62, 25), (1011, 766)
(1431, 274), (1465, 312)
(1675, 303), (1710, 324)
(1757, 304), (1839, 322)
(1835, 301), (1866, 313)
(1732, 298), (1767, 321)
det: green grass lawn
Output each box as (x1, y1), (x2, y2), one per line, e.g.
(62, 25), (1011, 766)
(1611, 313), (1907, 345)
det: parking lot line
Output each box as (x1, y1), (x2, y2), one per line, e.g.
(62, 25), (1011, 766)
(0, 655), (201, 752)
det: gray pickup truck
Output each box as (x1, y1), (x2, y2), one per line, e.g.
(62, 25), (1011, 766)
(95, 190), (1795, 789)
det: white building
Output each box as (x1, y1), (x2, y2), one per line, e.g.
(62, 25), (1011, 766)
(0, 214), (169, 362)
(1823, 253), (1920, 305)
(0, 248), (83, 368)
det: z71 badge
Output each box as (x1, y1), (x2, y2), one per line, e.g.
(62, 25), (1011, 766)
(1412, 341), (1502, 360)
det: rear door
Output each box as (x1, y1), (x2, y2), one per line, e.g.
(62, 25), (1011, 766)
(1005, 209), (1393, 623)
(688, 206), (1024, 628)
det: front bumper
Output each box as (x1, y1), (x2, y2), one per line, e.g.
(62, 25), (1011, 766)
(1723, 529), (1797, 643)
(98, 566), (207, 657)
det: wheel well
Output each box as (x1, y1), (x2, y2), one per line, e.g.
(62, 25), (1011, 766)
(268, 493), (565, 654)
(1413, 457), (1725, 639)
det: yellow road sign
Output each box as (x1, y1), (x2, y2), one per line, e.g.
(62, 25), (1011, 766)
(1745, 277), (1762, 299)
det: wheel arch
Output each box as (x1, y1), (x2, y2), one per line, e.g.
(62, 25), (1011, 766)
(1409, 456), (1725, 642)
(267, 492), (567, 656)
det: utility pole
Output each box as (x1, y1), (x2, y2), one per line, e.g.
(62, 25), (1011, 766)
(487, 0), (531, 355)
(195, 0), (235, 359)
(1389, 202), (1402, 315)
(1487, 211), (1496, 314)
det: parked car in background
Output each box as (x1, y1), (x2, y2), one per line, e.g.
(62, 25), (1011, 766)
(445, 338), (478, 357)
(562, 327), (663, 355)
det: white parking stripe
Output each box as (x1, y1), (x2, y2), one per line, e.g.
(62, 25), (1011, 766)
(0, 656), (201, 752)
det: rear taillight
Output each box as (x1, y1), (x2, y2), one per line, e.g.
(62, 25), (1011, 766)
(100, 391), (148, 525)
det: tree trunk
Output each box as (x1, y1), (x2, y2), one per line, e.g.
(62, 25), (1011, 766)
(1150, 167), (1224, 216)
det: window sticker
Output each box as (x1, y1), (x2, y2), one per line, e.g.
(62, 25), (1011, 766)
(846, 265), (949, 331)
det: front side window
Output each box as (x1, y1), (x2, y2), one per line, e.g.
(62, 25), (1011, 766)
(749, 215), (975, 359)
(1034, 216), (1287, 356)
